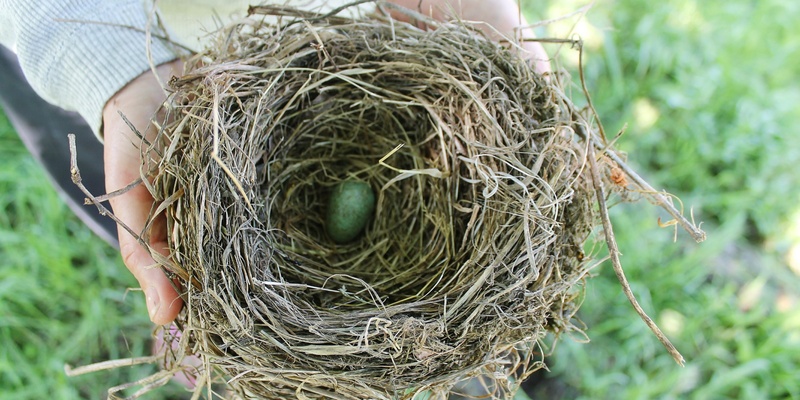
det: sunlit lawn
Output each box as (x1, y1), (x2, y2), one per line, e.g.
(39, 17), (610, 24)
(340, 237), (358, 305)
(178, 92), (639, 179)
(1, 0), (799, 398)
(519, 0), (800, 398)
(0, 109), (185, 398)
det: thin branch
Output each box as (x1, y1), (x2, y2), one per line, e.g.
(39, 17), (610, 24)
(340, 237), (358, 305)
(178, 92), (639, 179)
(88, 177), (143, 204)
(65, 356), (159, 377)
(569, 37), (697, 366)
(587, 142), (686, 366)
(577, 39), (607, 143)
(570, 41), (706, 243)
(603, 148), (706, 242)
(69, 134), (150, 247)
(68, 134), (200, 289)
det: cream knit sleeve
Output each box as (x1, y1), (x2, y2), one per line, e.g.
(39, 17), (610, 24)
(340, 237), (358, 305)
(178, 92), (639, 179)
(0, 0), (181, 134)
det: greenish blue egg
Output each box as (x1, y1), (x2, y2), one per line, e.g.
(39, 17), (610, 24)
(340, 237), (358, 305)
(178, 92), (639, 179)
(325, 180), (376, 243)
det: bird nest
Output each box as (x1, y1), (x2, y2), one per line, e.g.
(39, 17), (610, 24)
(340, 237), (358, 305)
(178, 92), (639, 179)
(72, 2), (703, 399)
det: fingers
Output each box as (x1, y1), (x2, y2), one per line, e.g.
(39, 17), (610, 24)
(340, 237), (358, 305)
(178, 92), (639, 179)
(386, 0), (551, 74)
(522, 42), (551, 76)
(110, 176), (182, 325)
(102, 60), (184, 325)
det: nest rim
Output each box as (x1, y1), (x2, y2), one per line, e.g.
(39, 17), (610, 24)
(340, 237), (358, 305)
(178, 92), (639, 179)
(146, 3), (599, 399)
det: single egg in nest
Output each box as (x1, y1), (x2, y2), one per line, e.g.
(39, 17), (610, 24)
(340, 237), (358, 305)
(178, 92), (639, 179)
(326, 180), (376, 243)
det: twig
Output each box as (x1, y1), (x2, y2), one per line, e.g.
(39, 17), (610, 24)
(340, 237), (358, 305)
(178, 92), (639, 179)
(587, 142), (686, 366)
(568, 38), (698, 366)
(68, 134), (199, 288)
(602, 148), (706, 243)
(68, 134), (151, 248)
(250, 0), (377, 28)
(577, 39), (606, 143)
(88, 177), (143, 204)
(65, 356), (159, 377)
(572, 122), (706, 243)
(571, 41), (706, 243)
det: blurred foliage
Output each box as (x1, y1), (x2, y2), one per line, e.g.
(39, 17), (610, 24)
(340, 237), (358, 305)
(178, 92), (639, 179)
(517, 0), (800, 399)
(0, 110), (185, 398)
(527, 0), (800, 242)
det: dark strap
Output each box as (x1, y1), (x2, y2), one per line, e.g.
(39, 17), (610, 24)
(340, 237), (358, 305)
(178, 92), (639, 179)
(0, 46), (119, 248)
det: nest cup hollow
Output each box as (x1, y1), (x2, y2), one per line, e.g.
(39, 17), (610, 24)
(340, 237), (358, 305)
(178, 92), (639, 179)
(150, 3), (598, 398)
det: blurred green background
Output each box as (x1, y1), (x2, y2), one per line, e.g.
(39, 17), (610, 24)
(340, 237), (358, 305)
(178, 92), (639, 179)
(0, 104), (186, 395)
(519, 0), (800, 399)
(1, 0), (799, 399)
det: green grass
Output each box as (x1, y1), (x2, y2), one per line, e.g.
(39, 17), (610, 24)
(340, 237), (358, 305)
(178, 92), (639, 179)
(2, 0), (800, 399)
(0, 111), (185, 398)
(518, 0), (800, 399)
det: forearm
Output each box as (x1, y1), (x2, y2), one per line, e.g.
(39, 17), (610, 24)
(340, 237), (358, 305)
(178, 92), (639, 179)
(0, 0), (180, 135)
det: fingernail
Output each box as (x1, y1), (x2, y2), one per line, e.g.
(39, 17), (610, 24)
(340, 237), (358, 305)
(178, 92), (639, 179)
(146, 287), (161, 321)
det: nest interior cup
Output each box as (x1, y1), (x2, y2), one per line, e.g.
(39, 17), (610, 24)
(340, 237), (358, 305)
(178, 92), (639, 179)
(150, 2), (597, 398)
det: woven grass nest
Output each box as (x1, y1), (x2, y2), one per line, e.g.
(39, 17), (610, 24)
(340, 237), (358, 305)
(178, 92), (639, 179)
(115, 2), (702, 399)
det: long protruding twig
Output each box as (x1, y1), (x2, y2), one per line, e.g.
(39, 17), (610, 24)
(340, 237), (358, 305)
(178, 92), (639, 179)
(566, 38), (691, 365)
(587, 142), (686, 366)
(68, 134), (199, 288)
(563, 38), (705, 243)
(68, 134), (151, 248)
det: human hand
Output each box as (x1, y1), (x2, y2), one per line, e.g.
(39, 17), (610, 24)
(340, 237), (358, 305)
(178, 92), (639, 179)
(387, 0), (551, 74)
(102, 60), (184, 325)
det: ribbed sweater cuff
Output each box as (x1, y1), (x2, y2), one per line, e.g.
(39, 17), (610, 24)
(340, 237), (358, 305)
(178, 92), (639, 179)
(11, 0), (180, 135)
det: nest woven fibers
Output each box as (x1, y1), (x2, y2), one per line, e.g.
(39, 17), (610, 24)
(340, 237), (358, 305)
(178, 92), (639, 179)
(79, 1), (703, 399)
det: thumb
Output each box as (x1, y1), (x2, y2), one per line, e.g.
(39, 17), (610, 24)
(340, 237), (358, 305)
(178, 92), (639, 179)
(105, 133), (184, 325)
(103, 61), (184, 324)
